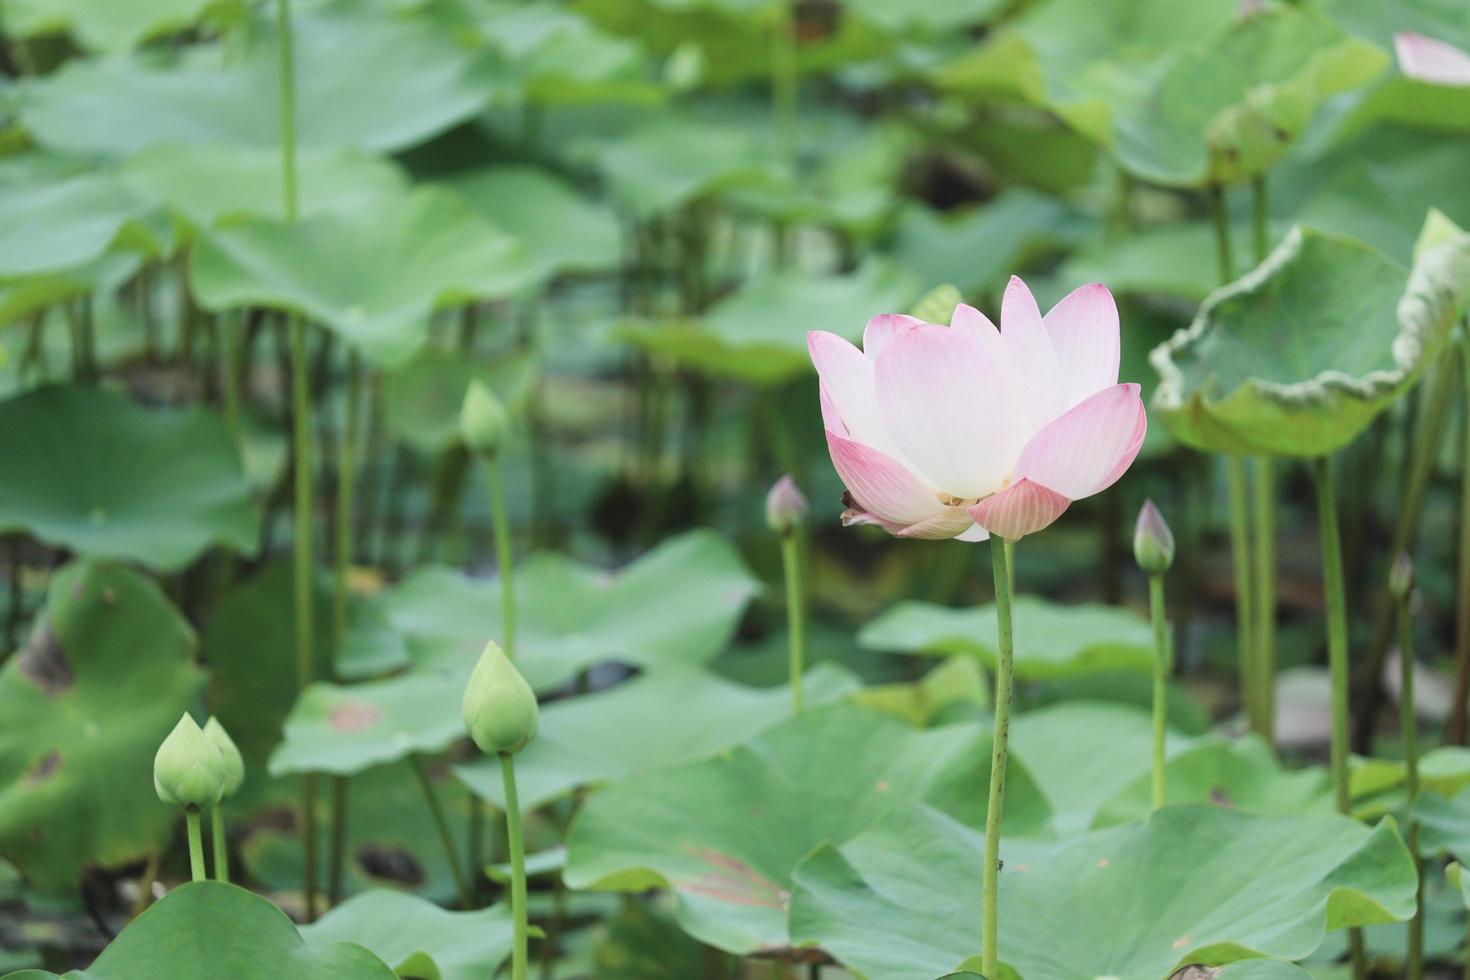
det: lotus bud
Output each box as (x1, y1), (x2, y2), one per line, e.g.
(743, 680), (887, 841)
(1133, 499), (1175, 574)
(765, 475), (807, 536)
(1389, 552), (1415, 601)
(460, 380), (509, 455)
(462, 641), (539, 756)
(154, 713), (227, 809)
(203, 717), (245, 799)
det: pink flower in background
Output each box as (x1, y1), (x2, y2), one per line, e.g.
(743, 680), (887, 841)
(1395, 31), (1470, 87)
(808, 277), (1145, 542)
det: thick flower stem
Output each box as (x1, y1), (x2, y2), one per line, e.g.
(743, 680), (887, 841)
(483, 455), (516, 660)
(185, 808), (206, 883)
(210, 808), (229, 884)
(1400, 589), (1423, 980)
(501, 752), (529, 980)
(409, 755), (472, 908)
(1148, 573), (1170, 811)
(1226, 457), (1258, 736)
(982, 538), (1016, 978)
(780, 532), (806, 713)
(1451, 330), (1470, 745)
(1252, 456), (1276, 744)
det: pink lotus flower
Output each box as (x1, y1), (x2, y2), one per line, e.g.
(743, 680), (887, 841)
(808, 277), (1145, 541)
(1395, 31), (1470, 87)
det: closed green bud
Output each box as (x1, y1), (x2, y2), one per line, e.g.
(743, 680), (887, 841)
(1133, 499), (1175, 574)
(1389, 551), (1415, 601)
(462, 641), (539, 756)
(154, 713), (227, 809)
(765, 475), (807, 535)
(460, 380), (509, 454)
(203, 717), (245, 799)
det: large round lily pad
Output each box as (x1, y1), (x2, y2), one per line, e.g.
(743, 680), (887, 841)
(455, 664), (858, 811)
(0, 165), (163, 278)
(0, 385), (259, 571)
(562, 702), (1051, 955)
(859, 596), (1154, 680)
(21, 882), (394, 978)
(1151, 223), (1470, 457)
(0, 562), (204, 895)
(17, 4), (501, 157)
(383, 530), (761, 691)
(788, 803), (1417, 979)
(300, 889), (514, 980)
(611, 257), (922, 386)
(191, 186), (536, 368)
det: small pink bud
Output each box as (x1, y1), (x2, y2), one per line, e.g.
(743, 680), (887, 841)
(1133, 499), (1174, 573)
(765, 475), (807, 535)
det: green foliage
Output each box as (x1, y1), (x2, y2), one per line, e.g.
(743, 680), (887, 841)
(300, 890), (514, 980)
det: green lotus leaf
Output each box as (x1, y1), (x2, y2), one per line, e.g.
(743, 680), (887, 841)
(383, 530), (760, 692)
(475, 1), (662, 106)
(120, 144), (407, 231)
(0, 252), (141, 331)
(941, 3), (1384, 187)
(887, 192), (1087, 299)
(0, 385), (258, 570)
(383, 345), (538, 456)
(18, 882), (394, 978)
(443, 166), (622, 282)
(851, 655), (989, 728)
(1151, 223), (1470, 457)
(300, 890), (514, 980)
(240, 760), (474, 905)
(571, 113), (785, 216)
(563, 702), (1051, 955)
(788, 803), (1417, 980)
(611, 257), (922, 386)
(0, 162), (166, 279)
(0, 0), (237, 52)
(268, 671), (468, 778)
(0, 563), (204, 896)
(860, 596), (1154, 680)
(455, 664), (858, 811)
(191, 186), (536, 368)
(1061, 221), (1255, 302)
(1216, 964), (1316, 980)
(17, 4), (501, 158)
(591, 901), (739, 979)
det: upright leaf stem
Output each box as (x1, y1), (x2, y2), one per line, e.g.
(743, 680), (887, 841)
(1252, 457), (1276, 743)
(1148, 573), (1170, 810)
(1209, 183), (1234, 284)
(1312, 456), (1351, 813)
(210, 808), (229, 883)
(1399, 584), (1423, 980)
(409, 755), (472, 908)
(982, 539), (1016, 978)
(1226, 457), (1258, 735)
(1451, 331), (1470, 745)
(771, 1), (798, 171)
(484, 455), (516, 660)
(780, 533), (806, 713)
(501, 752), (529, 980)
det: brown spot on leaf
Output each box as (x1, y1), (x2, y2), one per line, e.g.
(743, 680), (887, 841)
(680, 847), (788, 909)
(329, 701), (382, 733)
(1209, 785), (1234, 807)
(875, 779), (890, 792)
(1171, 934), (1192, 950)
(1096, 858), (1110, 869)
(27, 749), (61, 784)
(356, 843), (425, 886)
(16, 627), (74, 696)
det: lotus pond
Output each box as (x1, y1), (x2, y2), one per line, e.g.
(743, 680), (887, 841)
(6, 0), (1470, 978)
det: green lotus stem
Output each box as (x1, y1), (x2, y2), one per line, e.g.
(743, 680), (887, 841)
(483, 455), (517, 659)
(1226, 456), (1258, 736)
(275, 0), (318, 920)
(328, 774), (348, 906)
(185, 808), (206, 883)
(1209, 183), (1234, 283)
(1399, 585), (1423, 980)
(1311, 457), (1351, 813)
(1251, 175), (1269, 265)
(409, 756), (472, 908)
(1451, 331), (1470, 745)
(982, 538), (1016, 978)
(1148, 573), (1170, 811)
(500, 752), (529, 980)
(780, 533), (806, 714)
(210, 807), (229, 884)
(771, 0), (798, 170)
(332, 352), (361, 654)
(1252, 456), (1276, 744)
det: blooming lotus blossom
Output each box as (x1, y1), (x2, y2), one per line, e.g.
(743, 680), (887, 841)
(1395, 31), (1470, 87)
(808, 277), (1145, 541)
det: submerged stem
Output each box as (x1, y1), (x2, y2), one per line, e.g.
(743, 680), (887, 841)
(982, 539), (1016, 978)
(501, 753), (529, 980)
(780, 533), (806, 713)
(1148, 574), (1170, 811)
